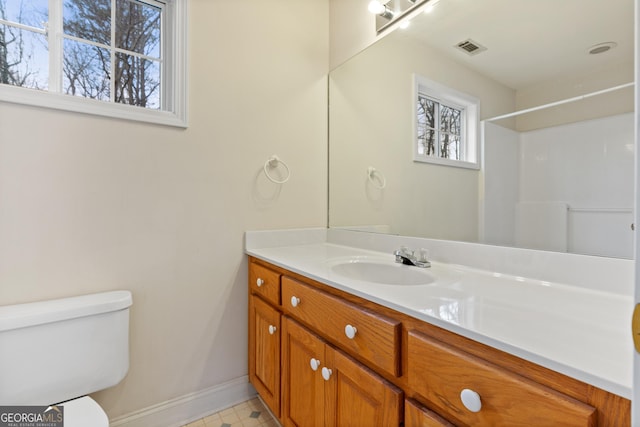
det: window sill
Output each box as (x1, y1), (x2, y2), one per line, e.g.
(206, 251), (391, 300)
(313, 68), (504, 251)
(413, 155), (480, 170)
(0, 84), (187, 128)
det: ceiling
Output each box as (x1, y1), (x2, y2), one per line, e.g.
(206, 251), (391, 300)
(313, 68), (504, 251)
(400, 0), (634, 89)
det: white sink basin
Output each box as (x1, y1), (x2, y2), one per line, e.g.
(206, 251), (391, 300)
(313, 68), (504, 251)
(329, 258), (435, 286)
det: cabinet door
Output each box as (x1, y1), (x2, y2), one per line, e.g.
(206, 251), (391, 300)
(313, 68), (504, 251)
(282, 317), (326, 427)
(324, 346), (403, 427)
(405, 399), (455, 427)
(249, 296), (281, 417)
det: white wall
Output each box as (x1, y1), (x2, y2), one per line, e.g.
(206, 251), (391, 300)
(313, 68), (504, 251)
(483, 113), (634, 258)
(0, 0), (328, 420)
(520, 113), (634, 258)
(481, 122), (520, 247)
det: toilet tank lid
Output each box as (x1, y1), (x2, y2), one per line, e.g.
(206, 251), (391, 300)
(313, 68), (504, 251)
(0, 291), (132, 332)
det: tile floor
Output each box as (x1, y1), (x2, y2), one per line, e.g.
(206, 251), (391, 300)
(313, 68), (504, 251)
(181, 397), (280, 427)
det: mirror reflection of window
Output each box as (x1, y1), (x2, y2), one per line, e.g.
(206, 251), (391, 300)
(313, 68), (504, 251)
(413, 74), (479, 169)
(417, 94), (463, 160)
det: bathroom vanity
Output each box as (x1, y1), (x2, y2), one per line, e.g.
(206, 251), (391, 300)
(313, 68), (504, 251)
(246, 229), (632, 426)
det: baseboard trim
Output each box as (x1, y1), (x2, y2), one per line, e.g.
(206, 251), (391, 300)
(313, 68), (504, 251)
(109, 376), (256, 427)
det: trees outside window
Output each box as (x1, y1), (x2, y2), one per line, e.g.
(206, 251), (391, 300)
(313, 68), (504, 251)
(0, 0), (186, 126)
(414, 74), (479, 169)
(63, 0), (161, 108)
(417, 94), (462, 160)
(0, 0), (48, 89)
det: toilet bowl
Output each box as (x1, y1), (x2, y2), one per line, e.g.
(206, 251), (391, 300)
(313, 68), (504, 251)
(0, 291), (132, 423)
(63, 396), (109, 427)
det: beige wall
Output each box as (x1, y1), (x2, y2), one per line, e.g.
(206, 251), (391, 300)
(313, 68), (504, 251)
(0, 0), (328, 419)
(329, 34), (515, 242)
(329, 0), (376, 68)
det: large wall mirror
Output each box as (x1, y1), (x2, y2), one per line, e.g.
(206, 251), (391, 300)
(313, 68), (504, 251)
(329, 0), (634, 259)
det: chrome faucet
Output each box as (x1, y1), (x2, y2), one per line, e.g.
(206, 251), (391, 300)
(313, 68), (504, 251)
(394, 246), (431, 268)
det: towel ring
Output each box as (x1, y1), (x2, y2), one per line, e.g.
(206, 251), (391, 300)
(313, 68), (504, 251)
(367, 166), (386, 189)
(264, 155), (291, 184)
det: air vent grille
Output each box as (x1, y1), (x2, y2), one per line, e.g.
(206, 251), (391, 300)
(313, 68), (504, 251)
(455, 39), (487, 56)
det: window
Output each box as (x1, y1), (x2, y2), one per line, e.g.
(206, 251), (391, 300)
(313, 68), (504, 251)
(0, 0), (186, 127)
(414, 75), (479, 169)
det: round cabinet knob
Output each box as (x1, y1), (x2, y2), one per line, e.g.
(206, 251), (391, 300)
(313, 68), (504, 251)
(268, 325), (277, 335)
(344, 324), (357, 339)
(256, 278), (265, 287)
(310, 358), (321, 371)
(290, 296), (300, 308)
(321, 367), (333, 381)
(460, 389), (482, 413)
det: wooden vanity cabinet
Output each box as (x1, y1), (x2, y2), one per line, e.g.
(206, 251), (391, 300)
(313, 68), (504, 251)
(247, 257), (631, 426)
(249, 295), (281, 417)
(248, 261), (283, 417)
(282, 317), (402, 427)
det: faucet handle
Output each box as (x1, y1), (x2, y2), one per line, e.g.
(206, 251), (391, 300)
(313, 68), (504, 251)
(416, 248), (429, 263)
(399, 245), (413, 257)
(394, 246), (411, 263)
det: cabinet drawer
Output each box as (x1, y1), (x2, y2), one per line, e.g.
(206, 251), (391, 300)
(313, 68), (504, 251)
(407, 331), (596, 426)
(249, 262), (281, 305)
(282, 276), (401, 377)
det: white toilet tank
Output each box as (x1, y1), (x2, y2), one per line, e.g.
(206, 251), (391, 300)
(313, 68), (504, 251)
(0, 291), (132, 405)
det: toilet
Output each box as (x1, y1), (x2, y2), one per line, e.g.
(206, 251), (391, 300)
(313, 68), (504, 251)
(0, 290), (133, 426)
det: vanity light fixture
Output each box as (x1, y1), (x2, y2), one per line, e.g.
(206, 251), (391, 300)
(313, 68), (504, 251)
(368, 0), (395, 20)
(368, 0), (385, 14)
(423, 0), (440, 13)
(369, 0), (432, 33)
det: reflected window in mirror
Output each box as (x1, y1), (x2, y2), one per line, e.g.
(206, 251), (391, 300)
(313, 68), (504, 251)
(413, 75), (479, 170)
(417, 95), (462, 159)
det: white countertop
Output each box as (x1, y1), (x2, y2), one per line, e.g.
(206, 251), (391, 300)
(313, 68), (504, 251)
(245, 231), (633, 400)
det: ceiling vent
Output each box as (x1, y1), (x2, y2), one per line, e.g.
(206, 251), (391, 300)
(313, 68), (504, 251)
(455, 39), (487, 56)
(587, 41), (617, 55)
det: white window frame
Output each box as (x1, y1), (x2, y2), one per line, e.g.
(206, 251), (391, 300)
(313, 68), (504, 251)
(413, 74), (480, 169)
(0, 0), (188, 128)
